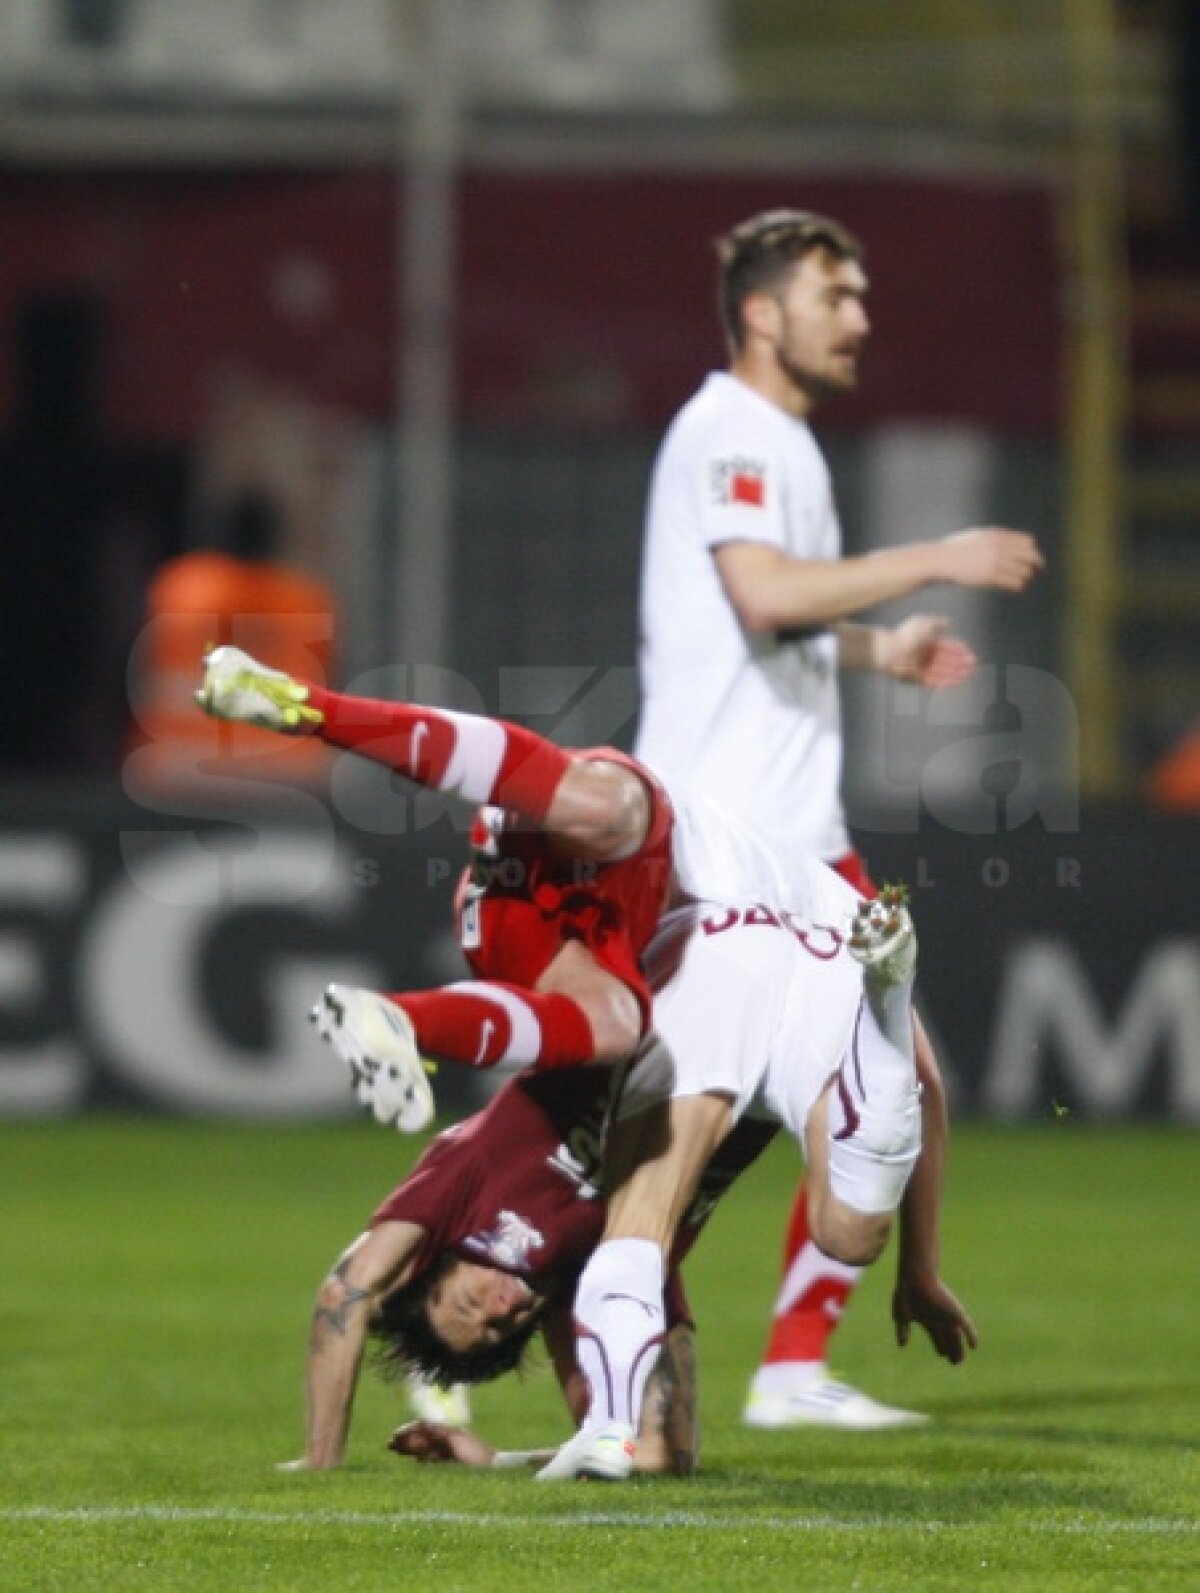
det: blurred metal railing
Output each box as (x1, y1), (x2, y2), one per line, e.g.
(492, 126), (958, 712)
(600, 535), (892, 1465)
(1061, 0), (1128, 797)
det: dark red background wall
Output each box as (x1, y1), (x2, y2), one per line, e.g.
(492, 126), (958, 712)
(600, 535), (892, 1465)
(0, 169), (1061, 441)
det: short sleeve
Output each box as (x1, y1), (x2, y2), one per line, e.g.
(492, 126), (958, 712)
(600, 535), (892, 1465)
(370, 1125), (483, 1242)
(694, 421), (788, 553)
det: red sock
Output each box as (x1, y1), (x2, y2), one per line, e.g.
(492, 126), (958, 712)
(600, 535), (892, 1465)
(305, 685), (570, 824)
(760, 1183), (861, 1365)
(394, 982), (596, 1069)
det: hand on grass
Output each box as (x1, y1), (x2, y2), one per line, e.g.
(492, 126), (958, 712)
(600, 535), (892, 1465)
(389, 1420), (495, 1468)
(893, 1274), (979, 1365)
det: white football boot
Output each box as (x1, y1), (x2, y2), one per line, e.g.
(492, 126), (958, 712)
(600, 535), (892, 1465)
(743, 1374), (929, 1431)
(846, 883), (917, 989)
(195, 645), (324, 734)
(534, 1421), (637, 1482)
(312, 984), (436, 1133)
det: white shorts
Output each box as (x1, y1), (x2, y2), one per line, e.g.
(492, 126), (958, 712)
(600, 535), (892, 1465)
(616, 901), (865, 1142)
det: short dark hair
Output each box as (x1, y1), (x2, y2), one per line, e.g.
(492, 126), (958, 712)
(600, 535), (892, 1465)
(716, 208), (864, 352)
(371, 1252), (543, 1389)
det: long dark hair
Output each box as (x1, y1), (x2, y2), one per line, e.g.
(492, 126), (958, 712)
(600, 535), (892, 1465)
(371, 1252), (544, 1389)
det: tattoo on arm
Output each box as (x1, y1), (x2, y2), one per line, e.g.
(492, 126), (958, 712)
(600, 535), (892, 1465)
(643, 1327), (698, 1476)
(309, 1257), (372, 1353)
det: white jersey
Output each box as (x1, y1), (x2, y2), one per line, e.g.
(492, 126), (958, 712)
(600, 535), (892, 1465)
(665, 776), (859, 927)
(636, 370), (851, 866)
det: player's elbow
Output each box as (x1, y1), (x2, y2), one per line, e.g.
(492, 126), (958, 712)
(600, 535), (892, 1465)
(731, 591), (779, 634)
(733, 586), (830, 635)
(313, 1258), (384, 1323)
(314, 1274), (356, 1320)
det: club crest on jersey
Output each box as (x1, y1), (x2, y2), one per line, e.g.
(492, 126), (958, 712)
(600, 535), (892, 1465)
(462, 1209), (545, 1271)
(711, 456), (766, 509)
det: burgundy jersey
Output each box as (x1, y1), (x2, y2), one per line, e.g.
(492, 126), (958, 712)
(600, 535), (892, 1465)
(453, 748), (675, 1031)
(371, 1067), (777, 1323)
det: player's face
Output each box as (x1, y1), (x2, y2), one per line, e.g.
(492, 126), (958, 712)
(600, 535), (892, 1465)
(769, 250), (870, 402)
(426, 1260), (543, 1352)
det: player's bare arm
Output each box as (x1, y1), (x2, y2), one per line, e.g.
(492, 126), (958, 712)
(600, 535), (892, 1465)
(636, 1324), (700, 1476)
(279, 1220), (424, 1471)
(891, 1021), (978, 1365)
(712, 527), (1043, 634)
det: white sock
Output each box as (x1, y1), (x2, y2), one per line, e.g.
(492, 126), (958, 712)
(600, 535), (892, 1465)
(751, 1361), (826, 1398)
(573, 1237), (665, 1431)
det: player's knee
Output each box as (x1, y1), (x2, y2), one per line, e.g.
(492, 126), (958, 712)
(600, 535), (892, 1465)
(810, 1204), (893, 1268)
(582, 982), (643, 1062)
(553, 762), (648, 859)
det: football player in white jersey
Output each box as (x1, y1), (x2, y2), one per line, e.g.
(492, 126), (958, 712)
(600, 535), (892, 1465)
(635, 207), (1042, 1431)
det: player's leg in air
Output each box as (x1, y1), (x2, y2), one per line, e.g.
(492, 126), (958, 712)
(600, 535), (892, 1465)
(743, 1009), (942, 1432)
(197, 647), (664, 1126)
(744, 848), (935, 1432)
(537, 889), (927, 1483)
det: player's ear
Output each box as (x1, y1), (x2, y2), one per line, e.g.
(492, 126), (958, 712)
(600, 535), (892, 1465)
(742, 290), (782, 346)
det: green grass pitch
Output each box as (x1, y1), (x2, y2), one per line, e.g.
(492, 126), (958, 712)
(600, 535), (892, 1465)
(2, 1118), (1196, 1592)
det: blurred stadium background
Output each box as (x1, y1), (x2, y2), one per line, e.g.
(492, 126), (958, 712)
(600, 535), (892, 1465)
(0, 0), (1196, 1132)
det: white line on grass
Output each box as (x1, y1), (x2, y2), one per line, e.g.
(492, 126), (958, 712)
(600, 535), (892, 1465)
(1, 1508), (1195, 1537)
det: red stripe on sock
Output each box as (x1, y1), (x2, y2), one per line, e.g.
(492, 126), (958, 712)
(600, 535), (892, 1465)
(761, 1274), (853, 1365)
(760, 1185), (855, 1366)
(393, 984), (594, 1069)
(304, 686), (457, 785)
(491, 725), (572, 825)
(303, 685), (569, 823)
(526, 992), (595, 1069)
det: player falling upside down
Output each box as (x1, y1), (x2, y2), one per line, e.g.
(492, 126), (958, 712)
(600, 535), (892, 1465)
(198, 648), (975, 1463)
(278, 1062), (780, 1474)
(283, 885), (976, 1479)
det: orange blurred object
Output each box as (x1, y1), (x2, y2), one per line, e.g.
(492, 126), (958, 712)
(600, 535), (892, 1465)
(127, 549), (335, 795)
(1146, 721), (1200, 811)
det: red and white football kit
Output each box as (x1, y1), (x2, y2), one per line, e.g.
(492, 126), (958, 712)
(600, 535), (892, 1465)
(452, 748), (675, 1034)
(302, 679), (675, 1071)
